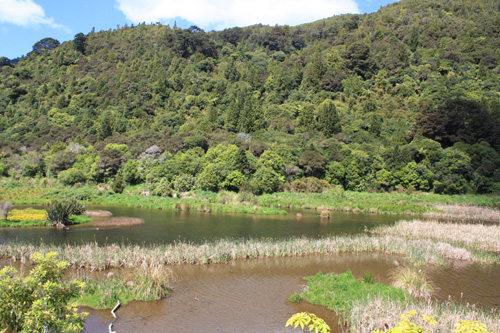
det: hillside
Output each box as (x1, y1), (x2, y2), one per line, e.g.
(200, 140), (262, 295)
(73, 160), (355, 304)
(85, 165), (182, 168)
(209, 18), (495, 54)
(1, 0), (499, 194)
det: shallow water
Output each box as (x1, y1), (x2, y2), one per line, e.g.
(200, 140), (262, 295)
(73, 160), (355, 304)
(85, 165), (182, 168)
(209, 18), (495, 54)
(0, 206), (400, 245)
(82, 253), (500, 333)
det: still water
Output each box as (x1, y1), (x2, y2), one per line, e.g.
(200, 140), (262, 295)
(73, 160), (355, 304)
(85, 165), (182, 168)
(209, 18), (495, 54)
(0, 206), (400, 245)
(83, 253), (500, 333)
(1, 207), (498, 332)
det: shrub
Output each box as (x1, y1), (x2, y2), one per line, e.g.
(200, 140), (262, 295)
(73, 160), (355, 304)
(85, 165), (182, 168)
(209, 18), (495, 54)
(46, 198), (86, 227)
(173, 174), (197, 192)
(58, 168), (87, 185)
(111, 174), (126, 194)
(0, 201), (13, 219)
(305, 177), (323, 193)
(0, 252), (87, 332)
(149, 178), (172, 197)
(291, 180), (307, 192)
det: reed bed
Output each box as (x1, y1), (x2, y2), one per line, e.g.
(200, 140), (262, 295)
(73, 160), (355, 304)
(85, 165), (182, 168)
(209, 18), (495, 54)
(73, 263), (171, 309)
(375, 219), (500, 253)
(426, 204), (500, 222)
(1, 219), (498, 270)
(347, 296), (500, 333)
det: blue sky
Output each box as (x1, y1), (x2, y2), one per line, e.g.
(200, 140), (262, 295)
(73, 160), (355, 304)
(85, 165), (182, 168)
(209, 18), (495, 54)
(1, 0), (398, 59)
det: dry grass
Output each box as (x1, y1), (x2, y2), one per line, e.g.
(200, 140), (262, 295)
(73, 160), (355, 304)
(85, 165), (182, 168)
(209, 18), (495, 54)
(348, 297), (500, 333)
(390, 266), (435, 299)
(85, 210), (113, 217)
(93, 217), (144, 227)
(1, 219), (498, 270)
(375, 219), (500, 253)
(426, 204), (500, 223)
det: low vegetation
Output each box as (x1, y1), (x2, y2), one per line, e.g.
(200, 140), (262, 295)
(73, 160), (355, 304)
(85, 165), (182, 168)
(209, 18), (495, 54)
(75, 264), (171, 309)
(2, 179), (500, 218)
(0, 208), (49, 227)
(0, 252), (87, 332)
(390, 266), (435, 299)
(293, 271), (410, 313)
(289, 271), (498, 333)
(1, 220), (498, 270)
(46, 198), (86, 227)
(348, 298), (499, 332)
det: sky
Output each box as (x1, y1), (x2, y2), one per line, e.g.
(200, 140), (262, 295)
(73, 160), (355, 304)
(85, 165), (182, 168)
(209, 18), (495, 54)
(0, 0), (399, 59)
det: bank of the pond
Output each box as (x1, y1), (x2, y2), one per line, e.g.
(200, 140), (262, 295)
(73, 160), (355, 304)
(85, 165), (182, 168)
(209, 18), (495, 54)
(2, 179), (499, 217)
(1, 220), (498, 271)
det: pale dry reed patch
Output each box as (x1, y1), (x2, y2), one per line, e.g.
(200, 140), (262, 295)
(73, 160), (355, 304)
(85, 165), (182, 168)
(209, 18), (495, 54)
(426, 204), (500, 223)
(390, 266), (435, 298)
(375, 219), (500, 253)
(348, 297), (500, 333)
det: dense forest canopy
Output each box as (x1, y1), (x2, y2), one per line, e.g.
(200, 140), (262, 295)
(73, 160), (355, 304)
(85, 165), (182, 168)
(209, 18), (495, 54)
(1, 0), (500, 194)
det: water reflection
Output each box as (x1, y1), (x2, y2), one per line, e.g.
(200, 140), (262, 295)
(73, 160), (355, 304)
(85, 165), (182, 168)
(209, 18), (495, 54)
(0, 206), (400, 245)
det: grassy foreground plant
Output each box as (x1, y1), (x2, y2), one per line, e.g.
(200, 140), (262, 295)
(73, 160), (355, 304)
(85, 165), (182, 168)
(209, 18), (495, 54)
(0, 252), (87, 332)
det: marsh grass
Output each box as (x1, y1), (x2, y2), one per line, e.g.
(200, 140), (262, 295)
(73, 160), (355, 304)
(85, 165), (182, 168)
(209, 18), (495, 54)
(374, 220), (500, 254)
(299, 271), (410, 314)
(426, 204), (500, 223)
(74, 264), (171, 309)
(2, 219), (497, 270)
(347, 297), (500, 333)
(390, 266), (435, 299)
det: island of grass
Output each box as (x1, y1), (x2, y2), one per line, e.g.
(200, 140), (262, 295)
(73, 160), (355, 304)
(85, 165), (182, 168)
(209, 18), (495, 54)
(292, 271), (500, 332)
(0, 208), (91, 228)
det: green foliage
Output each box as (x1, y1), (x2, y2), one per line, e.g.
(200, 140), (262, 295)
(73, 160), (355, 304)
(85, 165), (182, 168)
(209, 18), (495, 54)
(1, 1), (500, 194)
(249, 166), (284, 194)
(299, 271), (410, 313)
(58, 168), (87, 185)
(46, 198), (86, 227)
(363, 271), (375, 284)
(0, 252), (87, 332)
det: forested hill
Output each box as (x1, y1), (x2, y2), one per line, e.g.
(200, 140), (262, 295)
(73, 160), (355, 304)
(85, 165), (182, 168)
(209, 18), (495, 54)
(1, 0), (500, 195)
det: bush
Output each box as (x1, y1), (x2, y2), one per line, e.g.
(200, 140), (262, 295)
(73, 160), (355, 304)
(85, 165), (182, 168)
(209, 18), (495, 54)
(0, 252), (87, 332)
(305, 177), (323, 193)
(111, 174), (126, 194)
(173, 174), (197, 192)
(291, 180), (307, 192)
(0, 201), (13, 219)
(46, 198), (86, 227)
(58, 168), (87, 185)
(149, 178), (172, 197)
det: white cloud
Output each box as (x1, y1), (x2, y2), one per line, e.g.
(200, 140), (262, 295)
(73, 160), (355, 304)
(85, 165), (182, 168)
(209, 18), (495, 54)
(116, 0), (360, 30)
(0, 0), (63, 29)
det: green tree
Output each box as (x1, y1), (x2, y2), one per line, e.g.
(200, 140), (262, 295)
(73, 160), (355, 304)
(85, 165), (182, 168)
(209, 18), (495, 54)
(316, 99), (340, 137)
(0, 252), (87, 332)
(73, 33), (87, 54)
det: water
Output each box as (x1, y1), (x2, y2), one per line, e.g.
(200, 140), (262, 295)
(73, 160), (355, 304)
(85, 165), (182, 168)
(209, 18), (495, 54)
(82, 253), (500, 332)
(0, 206), (400, 245)
(1, 206), (498, 332)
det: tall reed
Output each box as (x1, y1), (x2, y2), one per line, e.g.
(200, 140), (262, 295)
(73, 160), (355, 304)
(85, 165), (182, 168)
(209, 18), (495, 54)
(1, 219), (498, 270)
